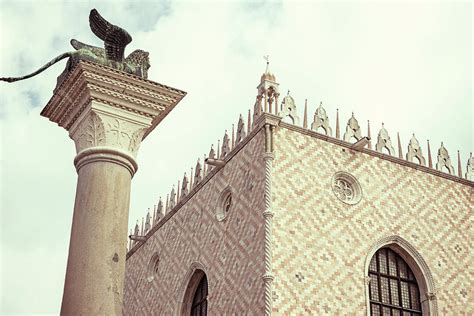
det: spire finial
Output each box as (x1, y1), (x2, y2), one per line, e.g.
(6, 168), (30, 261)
(397, 132), (403, 159)
(427, 140), (433, 168)
(303, 99), (308, 129)
(335, 108), (340, 139)
(457, 150), (462, 177)
(367, 120), (372, 149)
(232, 124), (235, 149)
(264, 55), (269, 73)
(247, 109), (251, 135)
(287, 90), (290, 96)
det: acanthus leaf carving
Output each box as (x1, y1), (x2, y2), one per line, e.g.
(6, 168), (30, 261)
(72, 112), (106, 153)
(71, 111), (148, 156)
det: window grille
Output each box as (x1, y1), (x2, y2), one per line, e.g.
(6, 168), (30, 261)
(369, 248), (422, 316)
(190, 275), (208, 316)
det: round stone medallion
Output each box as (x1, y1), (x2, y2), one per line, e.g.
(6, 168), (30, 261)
(332, 172), (362, 205)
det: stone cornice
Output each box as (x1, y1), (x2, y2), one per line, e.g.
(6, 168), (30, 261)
(41, 61), (186, 138)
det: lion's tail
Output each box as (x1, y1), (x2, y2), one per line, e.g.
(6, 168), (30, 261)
(0, 52), (71, 83)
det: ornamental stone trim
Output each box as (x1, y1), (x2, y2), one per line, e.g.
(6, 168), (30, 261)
(364, 235), (438, 315)
(42, 61), (186, 139)
(331, 171), (363, 205)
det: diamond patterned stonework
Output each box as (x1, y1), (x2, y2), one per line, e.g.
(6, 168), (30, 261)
(271, 126), (473, 315)
(123, 115), (473, 315)
(124, 131), (267, 315)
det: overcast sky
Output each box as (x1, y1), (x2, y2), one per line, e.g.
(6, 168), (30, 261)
(0, 0), (472, 314)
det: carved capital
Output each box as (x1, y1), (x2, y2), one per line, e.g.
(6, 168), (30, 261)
(41, 61), (186, 171)
(69, 108), (148, 158)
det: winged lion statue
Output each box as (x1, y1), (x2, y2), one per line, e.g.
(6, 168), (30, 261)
(1, 9), (151, 88)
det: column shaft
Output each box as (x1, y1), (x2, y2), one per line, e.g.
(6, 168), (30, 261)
(61, 156), (132, 315)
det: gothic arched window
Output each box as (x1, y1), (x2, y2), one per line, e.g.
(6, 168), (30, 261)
(369, 248), (422, 315)
(190, 274), (208, 316)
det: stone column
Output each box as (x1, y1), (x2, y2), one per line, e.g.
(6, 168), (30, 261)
(41, 61), (185, 315)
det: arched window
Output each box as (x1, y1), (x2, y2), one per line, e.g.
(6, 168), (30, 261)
(369, 247), (422, 315)
(190, 274), (208, 316)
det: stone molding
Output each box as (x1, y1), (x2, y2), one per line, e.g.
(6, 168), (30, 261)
(41, 60), (186, 139)
(41, 61), (186, 175)
(262, 124), (275, 316)
(364, 235), (438, 315)
(176, 262), (208, 316)
(73, 146), (138, 176)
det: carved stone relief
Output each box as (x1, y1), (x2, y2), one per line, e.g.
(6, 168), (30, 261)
(71, 111), (147, 156)
(71, 112), (105, 153)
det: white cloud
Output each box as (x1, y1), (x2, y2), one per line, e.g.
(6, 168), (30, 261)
(1, 1), (471, 314)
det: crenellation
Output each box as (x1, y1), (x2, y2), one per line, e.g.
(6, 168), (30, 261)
(194, 159), (202, 185)
(465, 152), (473, 181)
(436, 142), (455, 174)
(181, 173), (189, 199)
(375, 123), (396, 155)
(343, 112), (363, 142)
(144, 209), (151, 234)
(310, 101), (332, 136)
(128, 64), (473, 253)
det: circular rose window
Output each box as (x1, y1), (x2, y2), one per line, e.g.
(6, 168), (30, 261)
(332, 172), (362, 205)
(146, 253), (160, 282)
(216, 187), (232, 221)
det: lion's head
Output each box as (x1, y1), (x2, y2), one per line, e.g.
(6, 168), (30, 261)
(125, 50), (151, 79)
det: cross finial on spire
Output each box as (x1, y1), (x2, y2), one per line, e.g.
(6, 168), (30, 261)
(264, 55), (269, 73)
(287, 90), (290, 96)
